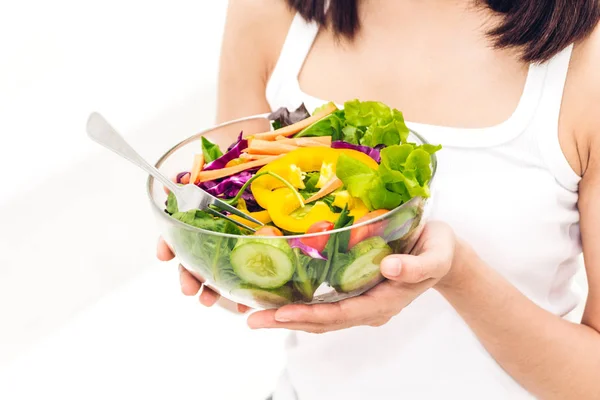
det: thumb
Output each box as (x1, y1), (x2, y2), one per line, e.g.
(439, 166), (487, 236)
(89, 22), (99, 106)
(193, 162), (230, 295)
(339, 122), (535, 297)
(380, 251), (447, 284)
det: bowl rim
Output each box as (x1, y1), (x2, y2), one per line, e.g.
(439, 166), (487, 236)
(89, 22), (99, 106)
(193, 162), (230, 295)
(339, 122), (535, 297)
(147, 113), (438, 240)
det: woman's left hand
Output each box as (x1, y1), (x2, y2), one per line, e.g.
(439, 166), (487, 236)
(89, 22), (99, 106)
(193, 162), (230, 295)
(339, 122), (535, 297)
(247, 221), (460, 333)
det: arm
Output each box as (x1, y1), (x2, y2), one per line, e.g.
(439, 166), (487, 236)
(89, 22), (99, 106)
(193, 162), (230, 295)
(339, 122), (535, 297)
(216, 0), (293, 123)
(437, 209), (599, 399)
(435, 26), (600, 400)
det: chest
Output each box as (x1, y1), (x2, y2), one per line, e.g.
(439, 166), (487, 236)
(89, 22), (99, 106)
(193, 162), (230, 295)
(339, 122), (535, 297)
(298, 27), (528, 130)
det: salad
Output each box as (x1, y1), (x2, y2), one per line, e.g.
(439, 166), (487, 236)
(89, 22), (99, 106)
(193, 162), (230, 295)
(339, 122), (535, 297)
(162, 99), (441, 308)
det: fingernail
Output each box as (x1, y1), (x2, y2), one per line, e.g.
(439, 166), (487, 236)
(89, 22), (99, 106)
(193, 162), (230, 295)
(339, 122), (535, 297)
(275, 312), (292, 322)
(382, 257), (402, 277)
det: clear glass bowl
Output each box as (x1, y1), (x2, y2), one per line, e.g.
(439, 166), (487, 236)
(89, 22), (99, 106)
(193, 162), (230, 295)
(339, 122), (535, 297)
(147, 114), (437, 309)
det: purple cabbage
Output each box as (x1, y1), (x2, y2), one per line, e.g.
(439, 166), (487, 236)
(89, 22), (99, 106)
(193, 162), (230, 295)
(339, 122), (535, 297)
(176, 171), (190, 183)
(200, 171), (253, 197)
(226, 131), (243, 152)
(204, 131), (248, 171)
(331, 141), (381, 163)
(289, 238), (328, 260)
(199, 170), (260, 211)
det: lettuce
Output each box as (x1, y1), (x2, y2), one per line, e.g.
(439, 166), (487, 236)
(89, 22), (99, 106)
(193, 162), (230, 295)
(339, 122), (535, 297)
(343, 100), (409, 147)
(336, 142), (440, 211)
(201, 137), (223, 163)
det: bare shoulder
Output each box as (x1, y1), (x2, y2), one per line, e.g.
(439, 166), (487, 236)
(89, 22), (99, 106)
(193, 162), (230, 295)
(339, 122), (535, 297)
(222, 0), (295, 81)
(217, 0), (295, 121)
(562, 23), (600, 176)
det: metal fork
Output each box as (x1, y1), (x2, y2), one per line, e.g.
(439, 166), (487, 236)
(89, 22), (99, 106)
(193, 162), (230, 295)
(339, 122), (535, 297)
(86, 112), (263, 232)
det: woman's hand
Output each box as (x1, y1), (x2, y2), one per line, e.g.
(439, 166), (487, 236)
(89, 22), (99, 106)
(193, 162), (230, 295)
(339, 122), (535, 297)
(156, 238), (252, 313)
(247, 222), (459, 333)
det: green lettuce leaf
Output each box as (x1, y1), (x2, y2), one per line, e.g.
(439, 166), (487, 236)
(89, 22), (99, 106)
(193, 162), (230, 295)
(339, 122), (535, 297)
(360, 109), (409, 147)
(294, 110), (345, 140)
(336, 154), (403, 210)
(201, 137), (223, 163)
(378, 144), (439, 198)
(344, 100), (396, 127)
(340, 125), (362, 144)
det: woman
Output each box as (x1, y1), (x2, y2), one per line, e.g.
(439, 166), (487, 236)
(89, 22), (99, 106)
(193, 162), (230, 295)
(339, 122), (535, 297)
(158, 0), (600, 398)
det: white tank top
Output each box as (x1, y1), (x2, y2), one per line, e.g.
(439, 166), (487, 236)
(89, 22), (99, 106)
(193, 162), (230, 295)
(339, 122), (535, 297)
(267, 14), (583, 400)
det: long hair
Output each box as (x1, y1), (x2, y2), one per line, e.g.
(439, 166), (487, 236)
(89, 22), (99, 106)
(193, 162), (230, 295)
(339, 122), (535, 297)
(286, 0), (600, 62)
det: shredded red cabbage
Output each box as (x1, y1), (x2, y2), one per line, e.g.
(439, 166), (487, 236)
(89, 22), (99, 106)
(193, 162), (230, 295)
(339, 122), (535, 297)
(204, 132), (247, 171)
(176, 172), (190, 183)
(226, 131), (243, 152)
(199, 170), (260, 211)
(331, 141), (381, 163)
(289, 238), (328, 260)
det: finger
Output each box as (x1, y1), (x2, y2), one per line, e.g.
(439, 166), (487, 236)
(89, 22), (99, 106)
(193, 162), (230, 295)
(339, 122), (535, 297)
(381, 225), (454, 283)
(179, 265), (201, 296)
(157, 238), (175, 261)
(199, 286), (220, 307)
(247, 310), (335, 333)
(272, 292), (381, 325)
(237, 304), (252, 314)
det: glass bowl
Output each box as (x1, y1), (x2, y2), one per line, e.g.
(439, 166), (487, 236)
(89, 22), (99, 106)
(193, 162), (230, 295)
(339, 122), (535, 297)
(147, 114), (437, 309)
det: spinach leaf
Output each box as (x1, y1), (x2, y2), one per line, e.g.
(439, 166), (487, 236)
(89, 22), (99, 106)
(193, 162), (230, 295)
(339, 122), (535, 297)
(172, 216), (241, 286)
(294, 110), (345, 140)
(201, 137), (223, 163)
(320, 205), (354, 286)
(292, 248), (327, 301)
(166, 191), (179, 214)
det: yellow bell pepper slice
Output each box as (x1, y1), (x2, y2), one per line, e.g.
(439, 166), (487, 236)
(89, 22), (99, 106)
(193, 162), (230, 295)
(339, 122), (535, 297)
(348, 198), (369, 220)
(251, 147), (378, 210)
(228, 198), (273, 229)
(333, 190), (369, 221)
(267, 188), (339, 233)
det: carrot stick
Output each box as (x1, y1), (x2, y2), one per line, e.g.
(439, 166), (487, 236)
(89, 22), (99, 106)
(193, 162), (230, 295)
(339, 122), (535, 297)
(305, 177), (343, 203)
(196, 156), (282, 182)
(245, 139), (299, 155)
(240, 153), (273, 160)
(274, 136), (332, 147)
(189, 154), (205, 184)
(252, 102), (337, 140)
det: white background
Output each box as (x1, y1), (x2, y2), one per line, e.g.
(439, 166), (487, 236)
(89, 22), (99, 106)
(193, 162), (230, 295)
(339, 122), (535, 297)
(0, 1), (287, 399)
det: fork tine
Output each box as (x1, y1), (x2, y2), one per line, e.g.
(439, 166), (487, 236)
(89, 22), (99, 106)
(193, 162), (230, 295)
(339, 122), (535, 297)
(205, 208), (257, 233)
(210, 198), (265, 226)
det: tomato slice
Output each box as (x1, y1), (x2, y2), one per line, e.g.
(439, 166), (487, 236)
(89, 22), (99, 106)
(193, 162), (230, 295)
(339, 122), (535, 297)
(301, 221), (335, 253)
(254, 226), (284, 237)
(348, 210), (389, 249)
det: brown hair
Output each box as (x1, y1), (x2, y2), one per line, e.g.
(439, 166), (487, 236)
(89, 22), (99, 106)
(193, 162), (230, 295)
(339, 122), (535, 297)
(286, 0), (600, 63)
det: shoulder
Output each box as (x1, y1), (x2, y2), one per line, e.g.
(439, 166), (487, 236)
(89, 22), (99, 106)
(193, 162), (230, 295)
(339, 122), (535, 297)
(562, 23), (600, 176)
(222, 0), (295, 81)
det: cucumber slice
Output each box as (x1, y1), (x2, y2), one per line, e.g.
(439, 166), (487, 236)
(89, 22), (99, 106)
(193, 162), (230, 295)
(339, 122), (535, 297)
(230, 238), (295, 289)
(231, 284), (294, 309)
(335, 236), (392, 293)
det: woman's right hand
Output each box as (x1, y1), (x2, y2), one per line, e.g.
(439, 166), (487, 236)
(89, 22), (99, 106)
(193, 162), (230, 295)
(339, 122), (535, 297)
(156, 238), (251, 313)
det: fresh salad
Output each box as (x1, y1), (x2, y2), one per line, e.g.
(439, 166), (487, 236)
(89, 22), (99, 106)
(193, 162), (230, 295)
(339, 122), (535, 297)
(163, 99), (441, 308)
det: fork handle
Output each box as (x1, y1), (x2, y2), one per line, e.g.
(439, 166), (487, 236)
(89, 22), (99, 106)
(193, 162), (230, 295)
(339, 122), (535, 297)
(86, 112), (180, 194)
